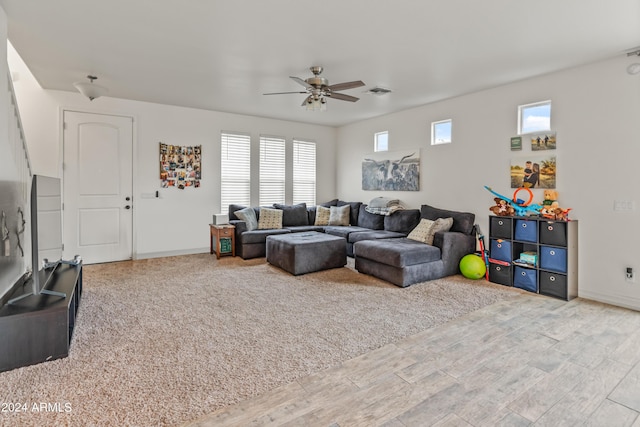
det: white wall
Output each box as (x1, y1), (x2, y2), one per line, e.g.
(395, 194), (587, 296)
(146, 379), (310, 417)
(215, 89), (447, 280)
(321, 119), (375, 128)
(8, 46), (337, 260)
(336, 55), (640, 310)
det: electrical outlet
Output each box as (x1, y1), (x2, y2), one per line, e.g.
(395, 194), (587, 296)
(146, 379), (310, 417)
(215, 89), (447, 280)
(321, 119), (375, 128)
(626, 267), (635, 283)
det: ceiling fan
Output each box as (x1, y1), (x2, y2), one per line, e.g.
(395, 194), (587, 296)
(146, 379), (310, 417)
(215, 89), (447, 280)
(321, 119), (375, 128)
(264, 66), (365, 110)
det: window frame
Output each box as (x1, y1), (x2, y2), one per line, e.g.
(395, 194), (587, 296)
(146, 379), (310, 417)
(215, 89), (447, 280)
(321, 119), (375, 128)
(431, 119), (452, 145)
(374, 131), (389, 152)
(518, 100), (551, 135)
(292, 138), (316, 206)
(258, 134), (286, 206)
(220, 131), (251, 213)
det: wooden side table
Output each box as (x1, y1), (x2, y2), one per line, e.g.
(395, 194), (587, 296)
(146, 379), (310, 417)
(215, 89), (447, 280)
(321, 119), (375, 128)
(210, 224), (235, 259)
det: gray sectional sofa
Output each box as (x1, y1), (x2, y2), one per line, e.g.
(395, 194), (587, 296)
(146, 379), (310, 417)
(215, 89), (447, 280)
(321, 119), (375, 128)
(227, 200), (476, 287)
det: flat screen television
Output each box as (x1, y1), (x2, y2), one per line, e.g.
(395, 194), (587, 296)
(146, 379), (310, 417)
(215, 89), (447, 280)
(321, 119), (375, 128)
(31, 175), (64, 290)
(8, 175), (65, 304)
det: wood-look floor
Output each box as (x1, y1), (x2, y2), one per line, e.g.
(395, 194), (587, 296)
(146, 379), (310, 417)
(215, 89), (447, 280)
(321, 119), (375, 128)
(185, 293), (640, 427)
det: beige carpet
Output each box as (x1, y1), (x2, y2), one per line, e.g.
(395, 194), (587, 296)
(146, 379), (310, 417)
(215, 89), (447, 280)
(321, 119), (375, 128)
(0, 254), (521, 426)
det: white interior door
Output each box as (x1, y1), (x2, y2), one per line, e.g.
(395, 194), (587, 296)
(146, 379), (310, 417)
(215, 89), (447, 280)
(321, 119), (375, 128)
(63, 111), (133, 264)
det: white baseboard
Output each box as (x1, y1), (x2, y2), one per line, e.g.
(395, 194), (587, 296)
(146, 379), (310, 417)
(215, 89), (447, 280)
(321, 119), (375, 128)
(135, 247), (210, 260)
(579, 289), (640, 312)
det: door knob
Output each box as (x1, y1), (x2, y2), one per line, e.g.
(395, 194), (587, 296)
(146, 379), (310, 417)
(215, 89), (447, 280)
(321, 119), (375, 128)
(125, 197), (131, 201)
(125, 205), (131, 210)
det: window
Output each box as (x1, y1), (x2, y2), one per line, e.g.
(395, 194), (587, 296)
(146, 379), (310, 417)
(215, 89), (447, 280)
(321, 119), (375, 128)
(259, 135), (286, 206)
(431, 119), (452, 145)
(519, 100), (551, 134)
(292, 139), (316, 205)
(374, 131), (388, 152)
(220, 132), (250, 213)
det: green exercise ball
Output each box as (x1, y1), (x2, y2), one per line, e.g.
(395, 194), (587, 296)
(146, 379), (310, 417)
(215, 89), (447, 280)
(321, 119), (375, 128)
(459, 254), (486, 280)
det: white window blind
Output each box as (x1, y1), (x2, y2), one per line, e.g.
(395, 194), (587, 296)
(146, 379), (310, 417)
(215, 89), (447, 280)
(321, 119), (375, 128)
(221, 132), (251, 213)
(292, 139), (316, 205)
(259, 135), (286, 206)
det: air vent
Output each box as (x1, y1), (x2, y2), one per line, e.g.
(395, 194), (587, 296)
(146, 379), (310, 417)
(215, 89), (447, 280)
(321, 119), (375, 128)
(366, 87), (392, 96)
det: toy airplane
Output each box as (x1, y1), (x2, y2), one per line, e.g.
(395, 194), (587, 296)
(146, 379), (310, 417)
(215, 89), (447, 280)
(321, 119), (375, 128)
(484, 186), (543, 216)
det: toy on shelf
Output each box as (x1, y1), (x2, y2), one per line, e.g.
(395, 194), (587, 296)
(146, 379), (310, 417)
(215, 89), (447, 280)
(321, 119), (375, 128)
(484, 186), (543, 217)
(489, 197), (515, 216)
(539, 189), (572, 221)
(542, 190), (558, 208)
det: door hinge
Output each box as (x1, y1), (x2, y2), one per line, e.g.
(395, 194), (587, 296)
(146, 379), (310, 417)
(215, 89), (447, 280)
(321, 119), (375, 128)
(63, 122), (66, 130)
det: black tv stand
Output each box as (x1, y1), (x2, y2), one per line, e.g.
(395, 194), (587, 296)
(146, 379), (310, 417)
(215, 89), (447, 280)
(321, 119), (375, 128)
(0, 262), (82, 372)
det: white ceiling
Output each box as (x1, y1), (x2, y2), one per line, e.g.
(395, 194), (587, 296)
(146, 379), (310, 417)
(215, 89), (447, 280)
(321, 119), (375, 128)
(2, 0), (640, 127)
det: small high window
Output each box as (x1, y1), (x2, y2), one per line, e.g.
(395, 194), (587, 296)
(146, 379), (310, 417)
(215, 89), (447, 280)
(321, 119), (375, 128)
(519, 100), (551, 134)
(374, 131), (388, 152)
(431, 119), (452, 145)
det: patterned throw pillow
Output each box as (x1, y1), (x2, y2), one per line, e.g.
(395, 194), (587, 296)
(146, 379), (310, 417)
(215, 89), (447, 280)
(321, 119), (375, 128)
(328, 205), (350, 226)
(257, 207), (283, 229)
(407, 217), (453, 245)
(234, 207), (258, 231)
(407, 218), (435, 243)
(314, 205), (331, 226)
(425, 217), (454, 244)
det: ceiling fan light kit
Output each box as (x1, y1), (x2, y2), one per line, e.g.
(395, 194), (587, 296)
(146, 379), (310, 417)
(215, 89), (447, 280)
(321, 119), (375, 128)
(627, 63), (640, 75)
(264, 66), (365, 111)
(626, 49), (640, 75)
(73, 75), (109, 101)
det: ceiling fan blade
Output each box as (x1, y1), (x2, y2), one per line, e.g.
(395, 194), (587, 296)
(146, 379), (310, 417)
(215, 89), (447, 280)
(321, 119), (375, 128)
(328, 92), (359, 102)
(263, 91), (308, 95)
(327, 80), (365, 91)
(290, 76), (313, 89)
(301, 95), (312, 106)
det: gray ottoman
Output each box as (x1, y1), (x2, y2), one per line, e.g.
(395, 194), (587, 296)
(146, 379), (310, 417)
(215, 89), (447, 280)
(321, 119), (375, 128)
(354, 238), (444, 287)
(266, 232), (347, 275)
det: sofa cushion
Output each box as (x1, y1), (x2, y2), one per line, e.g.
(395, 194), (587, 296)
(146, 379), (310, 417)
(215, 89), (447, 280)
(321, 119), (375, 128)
(357, 205), (385, 230)
(354, 238), (441, 268)
(307, 206), (316, 225)
(234, 207), (258, 231)
(273, 203), (309, 227)
(240, 228), (291, 244)
(348, 230), (406, 243)
(384, 209), (421, 234)
(285, 225), (326, 233)
(329, 205), (350, 226)
(325, 225), (371, 239)
(337, 200), (362, 225)
(258, 207), (283, 229)
(314, 205), (331, 225)
(420, 204), (475, 235)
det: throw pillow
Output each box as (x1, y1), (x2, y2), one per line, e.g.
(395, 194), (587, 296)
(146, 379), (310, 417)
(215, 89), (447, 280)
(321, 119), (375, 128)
(328, 205), (351, 226)
(407, 218), (435, 244)
(234, 207), (258, 231)
(314, 205), (331, 226)
(425, 217), (454, 245)
(407, 217), (454, 245)
(257, 207), (283, 229)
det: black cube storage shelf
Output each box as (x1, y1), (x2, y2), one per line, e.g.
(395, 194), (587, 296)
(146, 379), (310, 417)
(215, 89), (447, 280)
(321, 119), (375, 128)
(488, 216), (578, 301)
